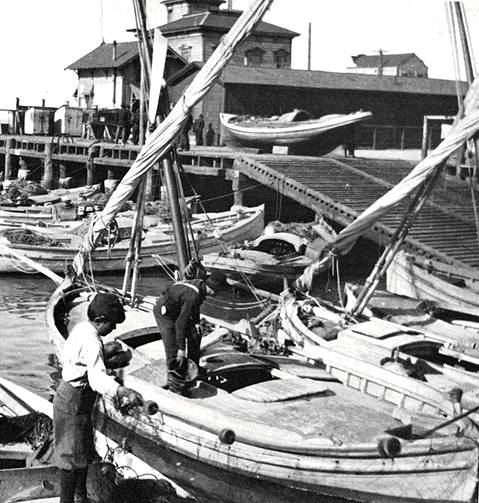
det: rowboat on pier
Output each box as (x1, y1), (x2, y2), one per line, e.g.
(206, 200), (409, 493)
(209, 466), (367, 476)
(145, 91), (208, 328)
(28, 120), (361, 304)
(220, 109), (372, 155)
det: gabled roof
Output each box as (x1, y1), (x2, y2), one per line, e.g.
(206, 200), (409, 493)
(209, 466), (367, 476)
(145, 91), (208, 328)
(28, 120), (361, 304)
(159, 9), (299, 38)
(218, 65), (465, 96)
(66, 41), (187, 71)
(351, 53), (425, 68)
(66, 42), (139, 70)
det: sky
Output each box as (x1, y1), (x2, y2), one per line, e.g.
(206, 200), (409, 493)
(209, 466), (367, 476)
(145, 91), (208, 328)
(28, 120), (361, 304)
(0, 0), (478, 110)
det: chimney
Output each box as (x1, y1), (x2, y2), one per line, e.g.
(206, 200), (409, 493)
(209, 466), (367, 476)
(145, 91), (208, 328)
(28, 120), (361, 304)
(228, 0), (233, 9)
(112, 40), (117, 62)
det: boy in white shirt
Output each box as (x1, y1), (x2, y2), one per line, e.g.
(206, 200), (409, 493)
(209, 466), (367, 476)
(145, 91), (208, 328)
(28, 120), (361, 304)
(53, 293), (141, 503)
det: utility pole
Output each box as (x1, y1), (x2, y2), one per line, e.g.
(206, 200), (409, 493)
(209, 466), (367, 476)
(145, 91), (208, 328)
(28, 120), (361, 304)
(307, 22), (312, 71)
(378, 49), (384, 77)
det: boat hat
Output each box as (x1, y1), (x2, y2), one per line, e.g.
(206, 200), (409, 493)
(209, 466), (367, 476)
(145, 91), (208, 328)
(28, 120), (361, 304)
(205, 271), (228, 292)
(183, 259), (207, 280)
(88, 293), (126, 324)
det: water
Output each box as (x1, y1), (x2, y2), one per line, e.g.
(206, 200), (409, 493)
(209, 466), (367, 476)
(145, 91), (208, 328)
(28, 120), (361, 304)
(0, 275), (58, 398)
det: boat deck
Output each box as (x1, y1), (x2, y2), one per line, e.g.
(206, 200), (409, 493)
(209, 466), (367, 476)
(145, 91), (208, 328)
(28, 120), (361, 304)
(234, 153), (479, 271)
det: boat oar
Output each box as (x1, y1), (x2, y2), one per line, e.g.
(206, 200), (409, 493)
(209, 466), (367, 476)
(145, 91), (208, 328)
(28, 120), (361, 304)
(0, 238), (62, 285)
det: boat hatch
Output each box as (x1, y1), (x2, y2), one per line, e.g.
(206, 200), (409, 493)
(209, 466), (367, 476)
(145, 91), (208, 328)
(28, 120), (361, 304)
(201, 351), (277, 393)
(232, 378), (331, 403)
(351, 320), (421, 339)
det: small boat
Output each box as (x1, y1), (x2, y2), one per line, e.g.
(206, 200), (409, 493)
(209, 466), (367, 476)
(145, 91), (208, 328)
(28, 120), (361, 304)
(0, 377), (59, 502)
(280, 293), (479, 415)
(220, 109), (372, 155)
(47, 281), (479, 503)
(202, 219), (335, 292)
(343, 283), (479, 352)
(387, 251), (479, 317)
(0, 204), (264, 274)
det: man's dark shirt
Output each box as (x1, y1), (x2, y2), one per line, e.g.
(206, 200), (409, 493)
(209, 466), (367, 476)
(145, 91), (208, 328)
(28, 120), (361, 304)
(159, 279), (207, 350)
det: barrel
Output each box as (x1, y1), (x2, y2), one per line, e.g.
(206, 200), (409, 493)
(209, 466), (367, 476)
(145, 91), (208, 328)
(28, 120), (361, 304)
(17, 168), (31, 181)
(104, 179), (119, 197)
(58, 177), (73, 189)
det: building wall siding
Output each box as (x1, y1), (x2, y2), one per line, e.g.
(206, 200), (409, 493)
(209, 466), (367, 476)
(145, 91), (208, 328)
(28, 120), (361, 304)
(223, 84), (458, 127)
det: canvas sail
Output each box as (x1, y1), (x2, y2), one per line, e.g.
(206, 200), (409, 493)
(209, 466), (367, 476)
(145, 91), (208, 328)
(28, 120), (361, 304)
(295, 77), (479, 291)
(72, 0), (274, 276)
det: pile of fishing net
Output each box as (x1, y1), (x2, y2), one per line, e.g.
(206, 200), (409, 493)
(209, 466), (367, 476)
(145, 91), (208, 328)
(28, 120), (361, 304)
(90, 462), (196, 503)
(0, 180), (48, 206)
(264, 220), (325, 241)
(144, 199), (193, 222)
(1, 228), (65, 247)
(0, 412), (53, 450)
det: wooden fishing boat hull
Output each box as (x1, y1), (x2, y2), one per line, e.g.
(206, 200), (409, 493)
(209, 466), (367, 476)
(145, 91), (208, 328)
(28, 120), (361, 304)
(94, 399), (478, 503)
(280, 297), (479, 415)
(202, 252), (309, 290)
(0, 205), (264, 274)
(46, 283), (479, 503)
(202, 231), (313, 291)
(387, 251), (479, 317)
(220, 111), (372, 155)
(0, 377), (59, 502)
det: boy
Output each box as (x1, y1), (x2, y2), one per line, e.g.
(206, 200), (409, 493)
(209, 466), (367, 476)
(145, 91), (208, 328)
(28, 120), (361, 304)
(53, 293), (142, 503)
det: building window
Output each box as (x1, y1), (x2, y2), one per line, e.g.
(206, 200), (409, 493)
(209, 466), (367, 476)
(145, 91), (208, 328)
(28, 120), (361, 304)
(244, 47), (264, 67)
(274, 49), (290, 68)
(179, 44), (192, 62)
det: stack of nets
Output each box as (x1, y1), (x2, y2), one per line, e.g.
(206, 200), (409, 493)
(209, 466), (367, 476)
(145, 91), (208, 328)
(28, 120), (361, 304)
(0, 412), (53, 450)
(1, 228), (65, 247)
(0, 180), (48, 206)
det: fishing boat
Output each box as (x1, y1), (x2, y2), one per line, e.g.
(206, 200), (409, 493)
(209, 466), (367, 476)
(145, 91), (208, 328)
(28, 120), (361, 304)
(202, 219), (336, 292)
(0, 204), (264, 274)
(46, 281), (479, 503)
(0, 377), (59, 502)
(220, 109), (372, 155)
(387, 251), (479, 317)
(280, 293), (479, 409)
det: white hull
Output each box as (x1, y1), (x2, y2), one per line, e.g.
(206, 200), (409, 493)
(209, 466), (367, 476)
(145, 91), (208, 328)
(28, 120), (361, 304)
(0, 205), (264, 274)
(387, 251), (479, 317)
(47, 285), (479, 503)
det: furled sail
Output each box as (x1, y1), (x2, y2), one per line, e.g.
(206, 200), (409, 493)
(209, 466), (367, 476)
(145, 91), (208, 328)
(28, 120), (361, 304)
(72, 0), (274, 276)
(295, 77), (479, 291)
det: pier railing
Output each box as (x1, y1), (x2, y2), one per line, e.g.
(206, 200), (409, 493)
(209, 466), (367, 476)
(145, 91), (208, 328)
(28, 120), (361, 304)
(356, 124), (443, 150)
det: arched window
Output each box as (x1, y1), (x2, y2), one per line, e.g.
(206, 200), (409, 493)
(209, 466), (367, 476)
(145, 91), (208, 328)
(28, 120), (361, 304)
(244, 47), (264, 67)
(274, 49), (290, 68)
(179, 44), (192, 63)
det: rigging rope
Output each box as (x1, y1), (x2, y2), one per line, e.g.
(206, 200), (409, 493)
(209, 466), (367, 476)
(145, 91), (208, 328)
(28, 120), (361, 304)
(173, 155), (267, 302)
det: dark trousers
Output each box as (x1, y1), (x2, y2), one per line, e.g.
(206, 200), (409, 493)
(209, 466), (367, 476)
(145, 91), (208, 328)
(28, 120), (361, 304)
(53, 380), (97, 503)
(60, 467), (88, 503)
(195, 132), (204, 146)
(156, 315), (202, 365)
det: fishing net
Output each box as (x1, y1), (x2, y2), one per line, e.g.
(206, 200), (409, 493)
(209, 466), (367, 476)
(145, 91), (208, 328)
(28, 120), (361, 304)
(0, 180), (48, 205)
(1, 228), (65, 247)
(0, 412), (53, 450)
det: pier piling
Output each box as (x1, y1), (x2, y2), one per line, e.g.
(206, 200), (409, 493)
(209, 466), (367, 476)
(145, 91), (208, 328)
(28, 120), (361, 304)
(43, 143), (53, 189)
(4, 138), (14, 181)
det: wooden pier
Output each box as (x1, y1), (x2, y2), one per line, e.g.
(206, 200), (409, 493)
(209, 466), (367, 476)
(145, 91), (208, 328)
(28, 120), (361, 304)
(234, 154), (479, 271)
(1, 134), (478, 272)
